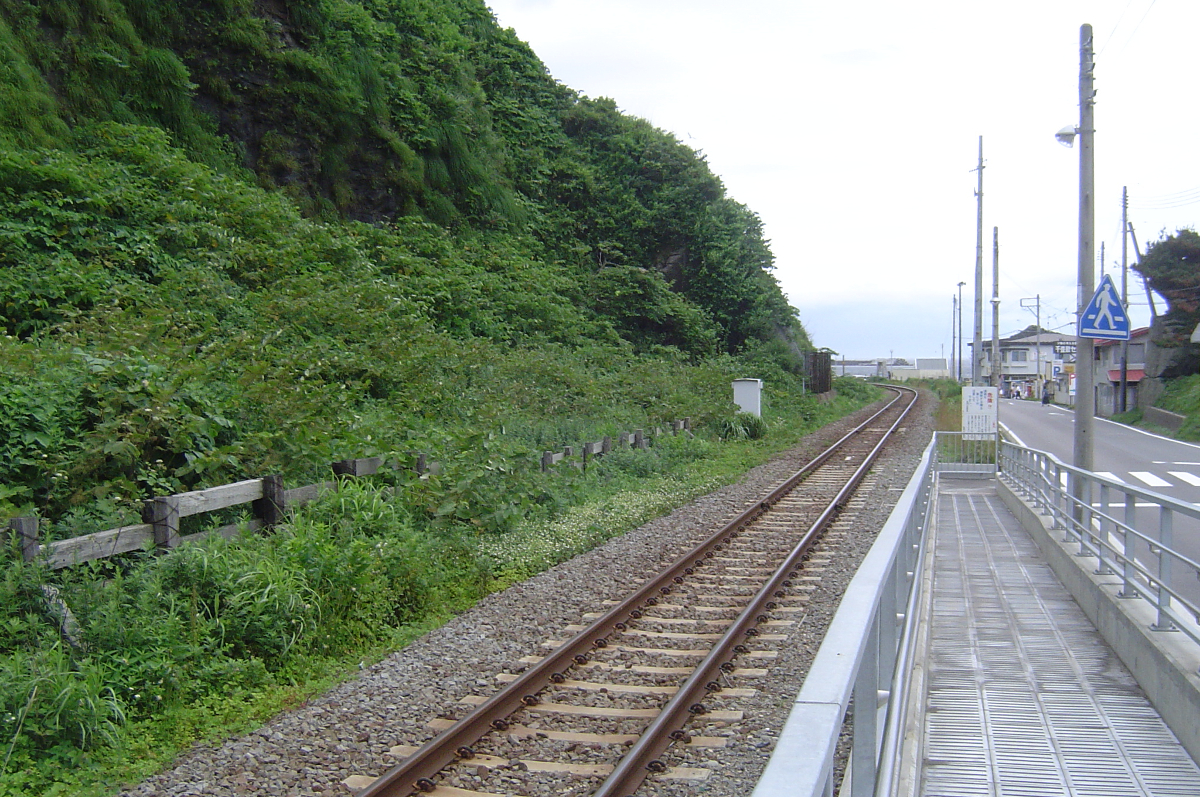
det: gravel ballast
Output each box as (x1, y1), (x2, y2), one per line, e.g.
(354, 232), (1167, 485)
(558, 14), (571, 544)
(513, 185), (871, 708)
(120, 391), (936, 797)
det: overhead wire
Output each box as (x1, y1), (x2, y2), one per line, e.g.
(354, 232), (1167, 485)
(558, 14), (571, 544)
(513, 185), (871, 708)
(1129, 189), (1200, 210)
(1097, 0), (1138, 57)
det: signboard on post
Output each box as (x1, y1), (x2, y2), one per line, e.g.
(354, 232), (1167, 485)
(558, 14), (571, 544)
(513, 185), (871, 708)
(962, 386), (998, 440)
(1078, 274), (1130, 341)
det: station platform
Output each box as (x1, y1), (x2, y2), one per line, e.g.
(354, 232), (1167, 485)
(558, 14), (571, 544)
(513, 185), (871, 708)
(908, 475), (1200, 796)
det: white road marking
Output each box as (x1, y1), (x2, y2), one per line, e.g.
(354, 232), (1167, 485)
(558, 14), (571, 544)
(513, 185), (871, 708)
(1130, 471), (1171, 488)
(1095, 472), (1125, 483)
(1168, 471), (1200, 486)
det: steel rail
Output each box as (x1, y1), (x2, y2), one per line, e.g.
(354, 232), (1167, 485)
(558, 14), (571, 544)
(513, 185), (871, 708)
(591, 386), (917, 797)
(356, 386), (915, 797)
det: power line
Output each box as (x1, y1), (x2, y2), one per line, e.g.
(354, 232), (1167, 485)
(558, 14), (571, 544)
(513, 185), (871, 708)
(1098, 0), (1139, 56)
(1128, 185), (1200, 210)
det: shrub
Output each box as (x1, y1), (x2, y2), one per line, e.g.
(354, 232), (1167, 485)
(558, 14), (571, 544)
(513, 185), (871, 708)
(718, 412), (768, 441)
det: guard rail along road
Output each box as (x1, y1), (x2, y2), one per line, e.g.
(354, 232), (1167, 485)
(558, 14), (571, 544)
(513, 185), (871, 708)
(752, 431), (1200, 797)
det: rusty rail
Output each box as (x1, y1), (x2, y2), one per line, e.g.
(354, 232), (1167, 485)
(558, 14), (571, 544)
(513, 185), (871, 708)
(357, 386), (917, 797)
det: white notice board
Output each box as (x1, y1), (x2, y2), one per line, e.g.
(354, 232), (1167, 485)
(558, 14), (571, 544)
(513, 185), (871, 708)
(962, 386), (998, 440)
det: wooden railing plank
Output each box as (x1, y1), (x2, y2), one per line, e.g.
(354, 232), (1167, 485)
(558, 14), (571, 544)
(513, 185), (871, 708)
(46, 524), (154, 570)
(173, 479), (264, 517)
(285, 482), (337, 507)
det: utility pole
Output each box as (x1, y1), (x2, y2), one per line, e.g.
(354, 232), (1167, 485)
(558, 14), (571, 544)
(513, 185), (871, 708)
(1120, 187), (1129, 412)
(973, 136), (985, 385)
(1022, 296), (1042, 396)
(1074, 23), (1096, 474)
(957, 281), (966, 382)
(992, 227), (1001, 389)
(1128, 222), (1157, 320)
(950, 295), (956, 381)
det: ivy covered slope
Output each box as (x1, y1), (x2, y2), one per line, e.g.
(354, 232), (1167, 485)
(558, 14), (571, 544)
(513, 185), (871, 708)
(0, 0), (810, 526)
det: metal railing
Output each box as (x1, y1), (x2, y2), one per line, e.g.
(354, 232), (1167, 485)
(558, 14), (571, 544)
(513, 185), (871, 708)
(999, 441), (1200, 646)
(752, 438), (937, 797)
(932, 431), (998, 473)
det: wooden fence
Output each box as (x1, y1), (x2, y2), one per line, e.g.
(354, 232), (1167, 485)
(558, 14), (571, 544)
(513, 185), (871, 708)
(4, 419), (691, 571)
(539, 419), (691, 472)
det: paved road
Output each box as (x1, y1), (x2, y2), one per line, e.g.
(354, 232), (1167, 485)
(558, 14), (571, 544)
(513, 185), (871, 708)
(999, 397), (1200, 613)
(999, 398), (1200, 505)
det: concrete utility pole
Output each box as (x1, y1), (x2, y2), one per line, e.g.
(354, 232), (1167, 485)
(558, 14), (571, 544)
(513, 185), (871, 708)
(1021, 296), (1042, 395)
(950, 295), (956, 381)
(957, 281), (966, 382)
(973, 136), (985, 385)
(1074, 23), (1096, 473)
(1120, 186), (1129, 412)
(992, 227), (1000, 388)
(1128, 222), (1157, 321)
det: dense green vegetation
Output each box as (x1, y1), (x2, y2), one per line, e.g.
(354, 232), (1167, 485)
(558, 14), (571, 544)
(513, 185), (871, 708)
(1151, 374), (1200, 440)
(1134, 228), (1200, 369)
(0, 1), (848, 792)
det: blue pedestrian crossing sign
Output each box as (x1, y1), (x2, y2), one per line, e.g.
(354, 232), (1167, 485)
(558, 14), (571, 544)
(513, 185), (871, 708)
(1078, 274), (1130, 340)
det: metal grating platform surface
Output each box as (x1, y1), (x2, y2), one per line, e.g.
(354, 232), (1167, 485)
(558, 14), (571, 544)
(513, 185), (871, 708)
(917, 477), (1200, 797)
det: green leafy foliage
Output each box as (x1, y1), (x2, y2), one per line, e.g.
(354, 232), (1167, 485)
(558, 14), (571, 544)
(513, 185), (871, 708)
(718, 412), (769, 441)
(0, 1), (841, 790)
(1134, 228), (1200, 299)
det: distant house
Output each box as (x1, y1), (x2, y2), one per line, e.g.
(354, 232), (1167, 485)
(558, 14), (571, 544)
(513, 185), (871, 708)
(974, 326), (1076, 399)
(1093, 327), (1149, 416)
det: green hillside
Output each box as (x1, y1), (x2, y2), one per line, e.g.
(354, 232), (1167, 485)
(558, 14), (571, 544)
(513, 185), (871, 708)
(0, 0), (814, 522)
(0, 2), (854, 792)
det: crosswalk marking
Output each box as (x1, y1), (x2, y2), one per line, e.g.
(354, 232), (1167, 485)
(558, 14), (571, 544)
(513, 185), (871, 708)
(1168, 471), (1200, 487)
(1130, 471), (1171, 488)
(1096, 472), (1125, 483)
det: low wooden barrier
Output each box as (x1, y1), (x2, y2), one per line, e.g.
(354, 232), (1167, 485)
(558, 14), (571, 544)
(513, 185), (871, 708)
(3, 455), (423, 570)
(4, 418), (692, 570)
(540, 419), (692, 472)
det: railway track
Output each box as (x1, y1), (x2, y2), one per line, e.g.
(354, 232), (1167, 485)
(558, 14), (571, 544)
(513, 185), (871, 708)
(348, 386), (918, 797)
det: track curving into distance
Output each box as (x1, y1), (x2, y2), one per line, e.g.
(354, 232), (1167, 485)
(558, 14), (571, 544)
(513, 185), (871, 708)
(354, 385), (918, 797)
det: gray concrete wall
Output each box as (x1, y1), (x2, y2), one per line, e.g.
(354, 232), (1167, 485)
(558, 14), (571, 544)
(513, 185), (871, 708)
(997, 480), (1200, 765)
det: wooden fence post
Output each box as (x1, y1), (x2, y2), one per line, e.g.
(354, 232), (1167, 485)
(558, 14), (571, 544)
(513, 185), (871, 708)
(541, 451), (553, 472)
(5, 518), (39, 562)
(634, 429), (646, 450)
(143, 496), (181, 551)
(255, 475), (286, 528)
(602, 436), (612, 455)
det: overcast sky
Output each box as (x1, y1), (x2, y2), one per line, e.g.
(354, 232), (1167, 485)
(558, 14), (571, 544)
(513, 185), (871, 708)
(485, 0), (1200, 361)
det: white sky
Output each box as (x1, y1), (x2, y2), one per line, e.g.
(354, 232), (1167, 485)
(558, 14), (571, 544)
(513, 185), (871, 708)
(485, 0), (1200, 361)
